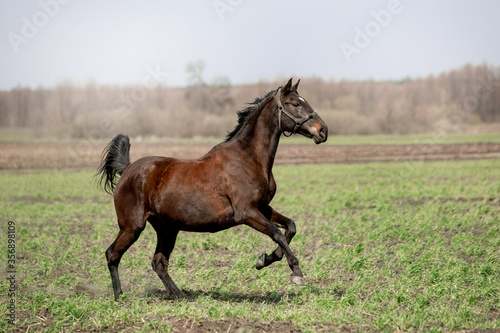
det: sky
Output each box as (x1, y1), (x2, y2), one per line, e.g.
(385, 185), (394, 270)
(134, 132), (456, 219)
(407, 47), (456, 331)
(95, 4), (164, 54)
(1, 0), (500, 90)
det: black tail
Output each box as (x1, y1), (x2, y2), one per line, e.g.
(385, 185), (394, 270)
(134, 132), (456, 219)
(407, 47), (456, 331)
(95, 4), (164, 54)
(96, 134), (131, 195)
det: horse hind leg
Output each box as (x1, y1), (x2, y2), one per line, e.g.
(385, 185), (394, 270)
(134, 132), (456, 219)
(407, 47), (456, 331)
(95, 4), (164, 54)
(106, 217), (146, 301)
(149, 218), (184, 299)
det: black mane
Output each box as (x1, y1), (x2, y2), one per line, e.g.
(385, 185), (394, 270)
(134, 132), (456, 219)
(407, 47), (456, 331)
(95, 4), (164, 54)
(224, 89), (277, 142)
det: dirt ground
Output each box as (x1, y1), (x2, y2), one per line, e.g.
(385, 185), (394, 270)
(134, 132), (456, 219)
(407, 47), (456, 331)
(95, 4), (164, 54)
(0, 141), (499, 172)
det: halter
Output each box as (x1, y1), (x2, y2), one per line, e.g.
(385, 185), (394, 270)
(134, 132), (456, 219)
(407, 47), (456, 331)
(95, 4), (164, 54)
(276, 88), (317, 137)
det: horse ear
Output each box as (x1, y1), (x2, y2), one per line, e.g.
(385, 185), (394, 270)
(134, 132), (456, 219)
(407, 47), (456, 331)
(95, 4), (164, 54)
(283, 78), (293, 93)
(292, 79), (300, 91)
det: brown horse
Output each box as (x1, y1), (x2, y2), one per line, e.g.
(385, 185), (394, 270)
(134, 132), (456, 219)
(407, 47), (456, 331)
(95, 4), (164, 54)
(97, 78), (328, 300)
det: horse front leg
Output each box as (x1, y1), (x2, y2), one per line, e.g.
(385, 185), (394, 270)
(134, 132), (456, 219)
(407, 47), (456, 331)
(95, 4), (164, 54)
(244, 207), (305, 286)
(255, 207), (297, 270)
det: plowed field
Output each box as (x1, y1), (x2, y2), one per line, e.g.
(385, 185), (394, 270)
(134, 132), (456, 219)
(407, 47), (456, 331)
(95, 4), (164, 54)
(1, 141), (499, 172)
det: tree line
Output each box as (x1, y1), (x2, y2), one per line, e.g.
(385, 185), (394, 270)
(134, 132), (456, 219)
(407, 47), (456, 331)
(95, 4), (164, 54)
(0, 63), (498, 139)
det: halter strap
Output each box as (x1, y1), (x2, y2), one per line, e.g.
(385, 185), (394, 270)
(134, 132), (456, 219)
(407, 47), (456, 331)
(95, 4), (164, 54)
(276, 88), (317, 137)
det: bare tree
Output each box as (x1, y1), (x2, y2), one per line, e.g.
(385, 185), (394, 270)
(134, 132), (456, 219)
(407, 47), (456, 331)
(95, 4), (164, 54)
(1, 63), (498, 138)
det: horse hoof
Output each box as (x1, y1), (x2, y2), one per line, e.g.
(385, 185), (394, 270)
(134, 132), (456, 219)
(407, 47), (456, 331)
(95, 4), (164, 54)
(290, 275), (306, 286)
(256, 254), (266, 270)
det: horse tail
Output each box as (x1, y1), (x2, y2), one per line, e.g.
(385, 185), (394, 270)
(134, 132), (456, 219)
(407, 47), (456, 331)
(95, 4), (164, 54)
(96, 134), (131, 195)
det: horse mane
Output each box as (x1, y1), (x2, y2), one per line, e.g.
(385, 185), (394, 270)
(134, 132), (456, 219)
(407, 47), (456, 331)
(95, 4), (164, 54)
(224, 89), (278, 142)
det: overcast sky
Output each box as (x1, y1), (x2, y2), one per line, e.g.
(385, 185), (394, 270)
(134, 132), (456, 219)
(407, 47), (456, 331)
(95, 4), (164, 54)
(1, 0), (499, 90)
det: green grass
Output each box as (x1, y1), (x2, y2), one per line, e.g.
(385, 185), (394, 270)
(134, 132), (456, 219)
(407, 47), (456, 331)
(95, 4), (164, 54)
(283, 132), (500, 145)
(2, 127), (500, 146)
(1, 159), (499, 332)
(0, 128), (35, 141)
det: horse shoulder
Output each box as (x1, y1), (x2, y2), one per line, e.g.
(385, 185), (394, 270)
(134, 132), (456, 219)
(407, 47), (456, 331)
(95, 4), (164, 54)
(210, 156), (270, 222)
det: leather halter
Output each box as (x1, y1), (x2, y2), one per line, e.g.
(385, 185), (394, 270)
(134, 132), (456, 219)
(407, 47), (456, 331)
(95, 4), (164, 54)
(276, 88), (317, 137)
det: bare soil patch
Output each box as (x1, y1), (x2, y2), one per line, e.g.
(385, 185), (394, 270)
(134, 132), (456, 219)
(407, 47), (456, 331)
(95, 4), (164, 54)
(14, 316), (304, 333)
(1, 141), (499, 172)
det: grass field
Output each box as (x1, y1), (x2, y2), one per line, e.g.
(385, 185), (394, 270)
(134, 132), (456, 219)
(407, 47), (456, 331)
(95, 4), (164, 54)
(284, 132), (500, 145)
(1, 159), (499, 332)
(1, 127), (500, 146)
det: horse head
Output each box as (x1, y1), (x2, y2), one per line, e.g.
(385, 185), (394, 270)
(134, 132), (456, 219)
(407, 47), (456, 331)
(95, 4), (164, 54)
(276, 78), (328, 144)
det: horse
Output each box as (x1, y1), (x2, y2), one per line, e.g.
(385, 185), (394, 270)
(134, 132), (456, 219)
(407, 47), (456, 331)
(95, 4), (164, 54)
(97, 78), (328, 300)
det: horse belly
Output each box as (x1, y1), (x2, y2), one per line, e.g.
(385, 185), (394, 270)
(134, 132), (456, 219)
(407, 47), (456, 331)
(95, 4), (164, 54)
(154, 189), (236, 232)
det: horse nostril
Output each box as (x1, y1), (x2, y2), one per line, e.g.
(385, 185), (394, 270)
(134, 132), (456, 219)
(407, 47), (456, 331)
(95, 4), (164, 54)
(319, 127), (326, 138)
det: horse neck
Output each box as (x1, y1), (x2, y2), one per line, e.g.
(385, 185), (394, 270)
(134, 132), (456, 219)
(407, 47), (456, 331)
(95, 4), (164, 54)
(233, 100), (281, 175)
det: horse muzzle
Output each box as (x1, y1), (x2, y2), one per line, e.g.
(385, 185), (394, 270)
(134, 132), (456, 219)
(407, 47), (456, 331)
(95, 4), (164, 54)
(303, 120), (328, 144)
(314, 125), (328, 144)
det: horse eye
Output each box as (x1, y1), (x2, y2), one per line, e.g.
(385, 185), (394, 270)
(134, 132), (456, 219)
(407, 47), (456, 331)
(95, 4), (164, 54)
(293, 103), (300, 107)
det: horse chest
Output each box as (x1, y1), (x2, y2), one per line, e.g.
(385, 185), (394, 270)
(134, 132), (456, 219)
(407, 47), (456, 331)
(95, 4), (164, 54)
(229, 172), (275, 207)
